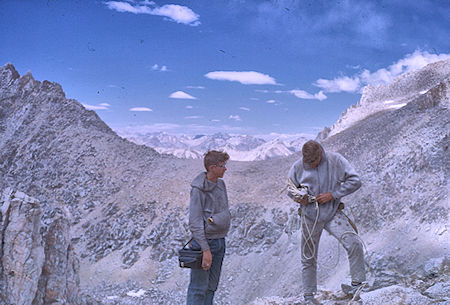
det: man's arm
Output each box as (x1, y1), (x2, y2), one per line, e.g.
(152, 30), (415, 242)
(287, 162), (309, 205)
(330, 155), (362, 200)
(189, 188), (209, 251)
(189, 187), (213, 270)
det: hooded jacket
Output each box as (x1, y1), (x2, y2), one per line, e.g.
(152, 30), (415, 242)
(288, 145), (361, 222)
(189, 172), (231, 251)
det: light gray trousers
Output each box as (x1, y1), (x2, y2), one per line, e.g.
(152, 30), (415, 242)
(301, 210), (366, 294)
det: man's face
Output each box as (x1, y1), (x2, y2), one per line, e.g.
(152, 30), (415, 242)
(211, 162), (227, 178)
(308, 153), (322, 169)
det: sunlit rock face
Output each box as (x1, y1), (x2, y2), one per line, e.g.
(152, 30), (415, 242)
(0, 189), (93, 305)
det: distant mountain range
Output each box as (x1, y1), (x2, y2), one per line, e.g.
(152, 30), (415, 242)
(114, 131), (313, 161)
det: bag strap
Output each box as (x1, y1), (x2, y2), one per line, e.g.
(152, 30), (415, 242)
(182, 237), (194, 249)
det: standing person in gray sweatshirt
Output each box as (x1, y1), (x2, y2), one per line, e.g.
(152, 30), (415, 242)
(287, 141), (366, 305)
(186, 150), (231, 305)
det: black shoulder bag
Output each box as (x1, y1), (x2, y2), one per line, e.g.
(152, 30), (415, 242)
(178, 238), (203, 269)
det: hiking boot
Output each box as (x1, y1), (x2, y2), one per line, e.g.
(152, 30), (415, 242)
(303, 294), (322, 305)
(341, 282), (368, 300)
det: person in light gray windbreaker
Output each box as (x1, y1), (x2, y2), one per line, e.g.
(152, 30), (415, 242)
(287, 141), (366, 305)
(186, 150), (231, 305)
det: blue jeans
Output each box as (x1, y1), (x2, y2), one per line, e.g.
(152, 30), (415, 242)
(186, 238), (226, 305)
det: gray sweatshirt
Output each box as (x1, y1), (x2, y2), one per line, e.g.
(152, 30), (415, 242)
(189, 172), (231, 251)
(288, 145), (361, 222)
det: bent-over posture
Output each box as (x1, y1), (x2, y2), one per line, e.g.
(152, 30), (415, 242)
(288, 141), (366, 305)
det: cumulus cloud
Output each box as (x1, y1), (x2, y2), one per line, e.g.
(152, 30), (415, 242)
(314, 77), (360, 93)
(229, 115), (242, 121)
(130, 107), (153, 111)
(315, 50), (450, 93)
(360, 50), (450, 86)
(104, 1), (200, 26)
(205, 71), (277, 85)
(169, 91), (197, 99)
(290, 90), (327, 101)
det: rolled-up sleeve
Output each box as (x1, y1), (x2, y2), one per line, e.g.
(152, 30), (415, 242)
(189, 187), (209, 251)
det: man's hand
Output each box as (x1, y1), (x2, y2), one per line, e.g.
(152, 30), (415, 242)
(202, 249), (212, 270)
(316, 192), (333, 204)
(294, 196), (309, 205)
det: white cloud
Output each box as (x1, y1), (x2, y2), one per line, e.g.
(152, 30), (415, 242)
(152, 4), (200, 26)
(83, 103), (110, 110)
(185, 116), (202, 119)
(185, 105), (193, 109)
(315, 50), (450, 93)
(152, 64), (168, 72)
(255, 89), (270, 93)
(186, 85), (205, 89)
(314, 77), (360, 93)
(114, 123), (246, 136)
(361, 50), (450, 86)
(169, 91), (197, 99)
(130, 107), (153, 112)
(205, 71), (277, 85)
(228, 115), (242, 121)
(104, 2), (200, 26)
(266, 99), (276, 104)
(239, 107), (250, 111)
(250, 97), (259, 101)
(115, 123), (180, 135)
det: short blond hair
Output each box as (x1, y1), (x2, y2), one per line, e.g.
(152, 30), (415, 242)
(204, 150), (229, 171)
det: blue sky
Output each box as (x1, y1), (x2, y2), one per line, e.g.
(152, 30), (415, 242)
(1, 0), (449, 137)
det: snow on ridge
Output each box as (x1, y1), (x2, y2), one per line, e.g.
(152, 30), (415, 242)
(327, 59), (450, 137)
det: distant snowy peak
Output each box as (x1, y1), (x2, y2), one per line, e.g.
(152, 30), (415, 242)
(327, 59), (450, 137)
(116, 131), (311, 161)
